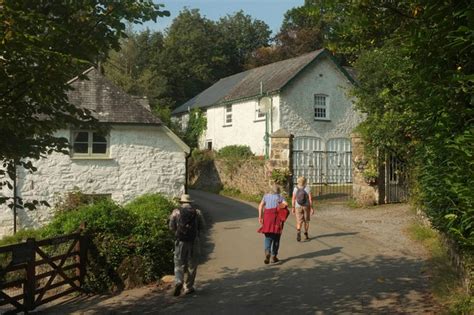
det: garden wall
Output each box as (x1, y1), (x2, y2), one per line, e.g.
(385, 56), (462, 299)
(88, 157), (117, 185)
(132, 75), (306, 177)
(189, 158), (270, 196)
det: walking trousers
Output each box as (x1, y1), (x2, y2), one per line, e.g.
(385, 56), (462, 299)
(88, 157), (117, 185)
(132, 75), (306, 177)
(174, 239), (199, 289)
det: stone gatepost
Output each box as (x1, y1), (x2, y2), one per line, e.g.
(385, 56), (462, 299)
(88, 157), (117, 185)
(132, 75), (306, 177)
(267, 129), (293, 196)
(351, 132), (380, 206)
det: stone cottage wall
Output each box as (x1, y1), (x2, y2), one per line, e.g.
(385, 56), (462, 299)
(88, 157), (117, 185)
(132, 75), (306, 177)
(0, 125), (187, 236)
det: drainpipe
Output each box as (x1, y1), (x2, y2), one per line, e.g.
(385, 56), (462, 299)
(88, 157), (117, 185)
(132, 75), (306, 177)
(184, 149), (192, 194)
(12, 162), (17, 234)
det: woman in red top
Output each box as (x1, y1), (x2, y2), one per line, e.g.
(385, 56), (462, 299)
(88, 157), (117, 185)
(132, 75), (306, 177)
(258, 184), (288, 264)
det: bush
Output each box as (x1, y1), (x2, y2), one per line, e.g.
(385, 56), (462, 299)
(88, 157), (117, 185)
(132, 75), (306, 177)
(217, 145), (254, 159)
(11, 193), (179, 293)
(124, 194), (177, 283)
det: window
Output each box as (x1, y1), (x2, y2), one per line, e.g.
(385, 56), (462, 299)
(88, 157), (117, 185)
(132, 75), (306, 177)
(314, 94), (329, 120)
(255, 103), (266, 121)
(72, 131), (109, 157)
(224, 104), (232, 125)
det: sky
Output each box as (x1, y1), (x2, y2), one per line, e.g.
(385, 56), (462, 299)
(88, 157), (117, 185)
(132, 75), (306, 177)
(136, 0), (303, 35)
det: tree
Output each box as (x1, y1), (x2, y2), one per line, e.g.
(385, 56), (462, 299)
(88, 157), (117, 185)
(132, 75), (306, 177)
(245, 0), (346, 67)
(0, 1), (169, 210)
(217, 10), (271, 74)
(348, 0), (473, 251)
(154, 9), (226, 108)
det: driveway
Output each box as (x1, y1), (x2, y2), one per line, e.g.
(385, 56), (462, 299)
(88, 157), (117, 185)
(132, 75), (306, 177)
(40, 190), (436, 314)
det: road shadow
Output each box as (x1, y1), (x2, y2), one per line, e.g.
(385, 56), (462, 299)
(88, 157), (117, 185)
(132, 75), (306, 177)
(162, 255), (436, 314)
(40, 255), (436, 314)
(278, 247), (343, 264)
(314, 232), (359, 239)
(190, 189), (258, 224)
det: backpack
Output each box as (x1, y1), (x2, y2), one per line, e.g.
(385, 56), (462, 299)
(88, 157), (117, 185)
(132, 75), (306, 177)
(296, 187), (308, 205)
(176, 207), (197, 242)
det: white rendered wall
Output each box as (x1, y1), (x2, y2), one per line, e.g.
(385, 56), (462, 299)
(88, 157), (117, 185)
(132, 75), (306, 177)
(280, 56), (363, 147)
(202, 95), (280, 155)
(0, 125), (186, 236)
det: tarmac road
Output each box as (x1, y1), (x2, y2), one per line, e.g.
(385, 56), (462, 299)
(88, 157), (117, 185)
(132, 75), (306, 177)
(39, 189), (436, 314)
(159, 190), (435, 314)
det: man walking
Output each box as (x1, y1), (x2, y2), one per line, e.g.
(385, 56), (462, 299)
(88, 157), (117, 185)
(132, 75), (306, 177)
(169, 194), (205, 296)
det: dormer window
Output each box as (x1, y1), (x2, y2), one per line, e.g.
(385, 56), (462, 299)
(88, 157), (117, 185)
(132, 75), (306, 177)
(314, 94), (329, 120)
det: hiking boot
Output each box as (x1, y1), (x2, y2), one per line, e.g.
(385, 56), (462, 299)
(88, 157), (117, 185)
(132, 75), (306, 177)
(304, 232), (309, 240)
(184, 287), (195, 295)
(271, 256), (279, 263)
(264, 253), (270, 264)
(173, 283), (183, 296)
(297, 232), (301, 242)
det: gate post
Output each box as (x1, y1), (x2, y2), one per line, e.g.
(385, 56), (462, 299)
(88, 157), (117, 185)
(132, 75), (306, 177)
(24, 238), (36, 311)
(351, 133), (380, 206)
(268, 129), (293, 196)
(76, 222), (87, 289)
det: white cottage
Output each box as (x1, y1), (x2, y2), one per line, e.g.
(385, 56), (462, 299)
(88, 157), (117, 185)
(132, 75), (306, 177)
(0, 68), (190, 236)
(172, 49), (362, 157)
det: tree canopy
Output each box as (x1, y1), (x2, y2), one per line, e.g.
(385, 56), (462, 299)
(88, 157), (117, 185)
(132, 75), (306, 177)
(0, 0), (169, 208)
(344, 0), (473, 251)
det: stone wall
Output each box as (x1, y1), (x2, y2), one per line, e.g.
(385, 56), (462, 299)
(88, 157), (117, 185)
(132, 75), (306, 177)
(351, 133), (380, 206)
(189, 158), (270, 196)
(0, 125), (187, 236)
(190, 129), (293, 197)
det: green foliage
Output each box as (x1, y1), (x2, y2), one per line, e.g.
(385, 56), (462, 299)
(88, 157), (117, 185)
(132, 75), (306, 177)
(408, 221), (473, 314)
(361, 160), (378, 184)
(346, 0), (473, 253)
(183, 108), (207, 149)
(216, 145), (254, 175)
(0, 1), (169, 208)
(55, 189), (111, 212)
(38, 194), (176, 292)
(217, 145), (254, 159)
(218, 10), (271, 73)
(271, 168), (291, 187)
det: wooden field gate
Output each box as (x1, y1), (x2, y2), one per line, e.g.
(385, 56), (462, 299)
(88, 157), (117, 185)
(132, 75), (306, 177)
(0, 225), (87, 314)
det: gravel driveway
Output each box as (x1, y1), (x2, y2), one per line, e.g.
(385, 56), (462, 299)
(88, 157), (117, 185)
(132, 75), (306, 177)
(39, 190), (437, 314)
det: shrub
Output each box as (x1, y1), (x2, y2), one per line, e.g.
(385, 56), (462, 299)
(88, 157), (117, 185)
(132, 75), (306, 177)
(217, 145), (254, 159)
(36, 193), (177, 292)
(124, 194), (177, 283)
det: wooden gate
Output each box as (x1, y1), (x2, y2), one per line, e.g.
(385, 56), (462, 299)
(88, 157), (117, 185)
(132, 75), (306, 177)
(0, 225), (87, 314)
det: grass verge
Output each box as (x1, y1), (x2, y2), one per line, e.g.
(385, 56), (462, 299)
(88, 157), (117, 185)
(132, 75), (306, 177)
(408, 221), (473, 314)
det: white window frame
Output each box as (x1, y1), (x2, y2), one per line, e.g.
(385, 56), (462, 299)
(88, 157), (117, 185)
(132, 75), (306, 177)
(71, 130), (110, 158)
(314, 94), (330, 121)
(255, 102), (266, 121)
(224, 104), (232, 126)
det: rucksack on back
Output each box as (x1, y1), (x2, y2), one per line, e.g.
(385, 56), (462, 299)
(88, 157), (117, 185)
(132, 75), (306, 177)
(176, 207), (197, 242)
(296, 187), (308, 205)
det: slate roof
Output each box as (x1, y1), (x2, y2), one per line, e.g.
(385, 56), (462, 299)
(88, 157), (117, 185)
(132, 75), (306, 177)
(67, 67), (161, 125)
(172, 49), (354, 115)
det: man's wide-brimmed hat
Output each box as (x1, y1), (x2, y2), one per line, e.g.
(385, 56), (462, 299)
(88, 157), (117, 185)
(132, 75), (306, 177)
(179, 194), (194, 203)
